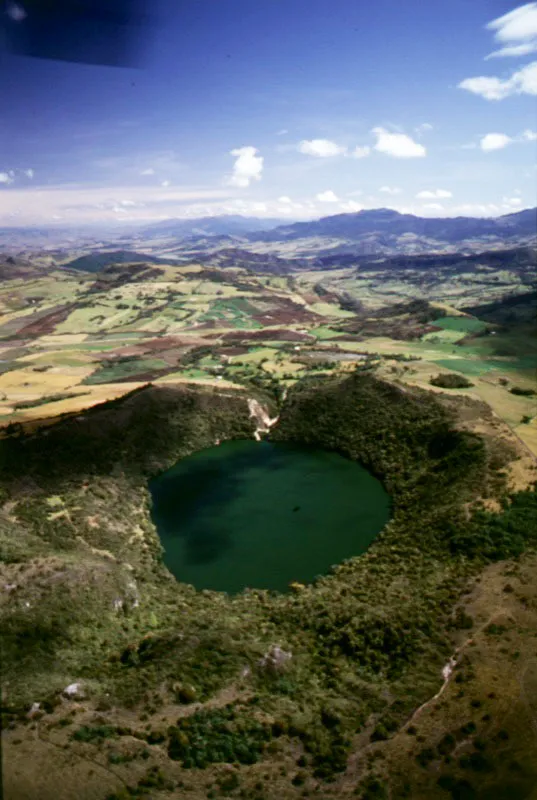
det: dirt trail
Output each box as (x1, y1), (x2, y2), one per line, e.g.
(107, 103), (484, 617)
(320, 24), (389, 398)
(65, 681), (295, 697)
(402, 609), (503, 731)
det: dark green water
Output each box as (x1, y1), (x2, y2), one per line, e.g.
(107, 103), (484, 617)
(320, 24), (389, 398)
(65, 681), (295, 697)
(149, 440), (391, 593)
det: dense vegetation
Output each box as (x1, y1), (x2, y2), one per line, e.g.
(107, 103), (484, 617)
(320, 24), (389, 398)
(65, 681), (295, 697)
(430, 373), (474, 389)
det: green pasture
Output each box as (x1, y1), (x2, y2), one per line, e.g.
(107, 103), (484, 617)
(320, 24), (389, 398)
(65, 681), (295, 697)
(310, 325), (342, 340)
(83, 357), (169, 384)
(430, 315), (487, 333)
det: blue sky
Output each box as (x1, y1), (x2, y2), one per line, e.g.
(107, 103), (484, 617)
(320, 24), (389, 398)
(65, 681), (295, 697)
(0, 0), (536, 225)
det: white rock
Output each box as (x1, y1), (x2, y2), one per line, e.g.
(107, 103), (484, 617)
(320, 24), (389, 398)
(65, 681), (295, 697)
(27, 702), (41, 719)
(259, 645), (292, 672)
(63, 682), (83, 698)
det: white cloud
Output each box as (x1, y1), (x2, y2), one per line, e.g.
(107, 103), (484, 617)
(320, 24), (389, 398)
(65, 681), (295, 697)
(485, 3), (537, 58)
(422, 203), (444, 211)
(459, 61), (537, 100)
(161, 180), (171, 187)
(298, 139), (347, 157)
(488, 3), (537, 41)
(339, 201), (363, 213)
(278, 196), (292, 204)
(140, 168), (155, 176)
(379, 186), (402, 195)
(415, 122), (433, 136)
(347, 189), (363, 197)
(316, 190), (339, 202)
(350, 145), (371, 159)
(227, 146), (264, 188)
(480, 133), (512, 151)
(120, 199), (137, 207)
(503, 195), (523, 206)
(372, 127), (426, 158)
(416, 189), (452, 198)
(0, 172), (13, 185)
(276, 129), (288, 136)
(251, 202), (267, 213)
(23, 168), (34, 179)
(522, 128), (537, 140)
(486, 41), (537, 58)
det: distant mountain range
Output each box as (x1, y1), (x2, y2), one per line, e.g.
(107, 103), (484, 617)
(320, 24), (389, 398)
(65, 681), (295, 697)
(247, 207), (537, 246)
(137, 215), (290, 239)
(1, 208), (535, 259)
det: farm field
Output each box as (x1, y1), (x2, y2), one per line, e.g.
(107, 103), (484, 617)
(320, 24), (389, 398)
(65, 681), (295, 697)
(0, 257), (534, 457)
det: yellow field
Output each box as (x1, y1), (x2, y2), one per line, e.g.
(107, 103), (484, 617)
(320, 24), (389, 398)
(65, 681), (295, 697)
(0, 364), (94, 414)
(0, 382), (150, 424)
(36, 333), (89, 346)
(154, 374), (243, 390)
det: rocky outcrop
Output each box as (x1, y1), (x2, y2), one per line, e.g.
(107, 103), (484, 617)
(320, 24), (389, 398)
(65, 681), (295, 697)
(247, 398), (278, 441)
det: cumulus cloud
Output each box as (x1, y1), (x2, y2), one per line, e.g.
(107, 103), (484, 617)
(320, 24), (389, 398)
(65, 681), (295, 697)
(372, 127), (426, 158)
(485, 3), (537, 59)
(140, 168), (155, 176)
(480, 133), (512, 151)
(0, 173), (13, 185)
(379, 186), (402, 195)
(278, 196), (292, 204)
(350, 145), (370, 159)
(227, 146), (264, 187)
(298, 139), (347, 157)
(23, 168), (34, 178)
(459, 61), (537, 99)
(422, 203), (444, 211)
(161, 180), (171, 187)
(416, 189), (452, 199)
(120, 199), (137, 207)
(316, 190), (339, 202)
(503, 196), (523, 206)
(522, 128), (537, 140)
(339, 201), (363, 213)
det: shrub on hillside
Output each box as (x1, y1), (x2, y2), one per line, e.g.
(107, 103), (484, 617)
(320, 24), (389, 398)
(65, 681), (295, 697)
(430, 374), (474, 389)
